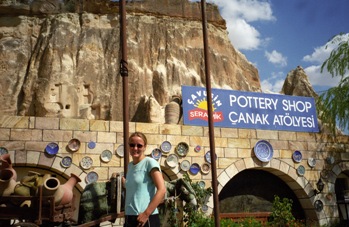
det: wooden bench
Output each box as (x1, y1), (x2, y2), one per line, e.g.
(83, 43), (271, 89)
(220, 212), (271, 223)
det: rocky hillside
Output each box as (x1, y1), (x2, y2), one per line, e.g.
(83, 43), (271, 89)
(0, 0), (261, 122)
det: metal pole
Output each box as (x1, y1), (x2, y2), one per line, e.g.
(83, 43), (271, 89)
(119, 0), (129, 175)
(200, 0), (220, 226)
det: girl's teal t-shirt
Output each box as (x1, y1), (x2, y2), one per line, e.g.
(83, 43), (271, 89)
(125, 157), (161, 215)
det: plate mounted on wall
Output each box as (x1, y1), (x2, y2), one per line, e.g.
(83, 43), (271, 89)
(292, 150), (302, 163)
(45, 142), (59, 156)
(254, 140), (273, 162)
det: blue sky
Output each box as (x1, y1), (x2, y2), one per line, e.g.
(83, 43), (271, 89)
(196, 0), (349, 94)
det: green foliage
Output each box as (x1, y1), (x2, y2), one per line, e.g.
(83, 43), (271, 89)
(268, 195), (295, 227)
(318, 33), (349, 135)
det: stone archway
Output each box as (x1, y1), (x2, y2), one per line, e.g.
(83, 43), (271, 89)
(207, 157), (321, 224)
(331, 161), (349, 225)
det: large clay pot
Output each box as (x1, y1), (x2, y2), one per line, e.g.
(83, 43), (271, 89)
(59, 173), (81, 205)
(0, 169), (17, 196)
(0, 154), (17, 181)
(165, 96), (182, 124)
(43, 177), (62, 205)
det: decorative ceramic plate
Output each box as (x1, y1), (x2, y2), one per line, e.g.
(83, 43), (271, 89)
(205, 151), (217, 164)
(151, 148), (162, 160)
(88, 141), (96, 149)
(160, 141), (172, 153)
(86, 171), (99, 184)
(308, 157), (316, 168)
(201, 204), (208, 212)
(292, 150), (302, 163)
(61, 156), (72, 168)
(194, 145), (202, 153)
(326, 156), (335, 165)
(297, 165), (305, 176)
(254, 140), (273, 162)
(199, 181), (206, 189)
(201, 162), (211, 174)
(45, 142), (59, 155)
(176, 142), (189, 157)
(180, 160), (191, 171)
(314, 200), (323, 212)
(166, 154), (179, 168)
(68, 138), (81, 152)
(80, 156), (93, 170)
(100, 150), (113, 162)
(0, 147), (8, 155)
(189, 163), (201, 175)
(116, 144), (124, 157)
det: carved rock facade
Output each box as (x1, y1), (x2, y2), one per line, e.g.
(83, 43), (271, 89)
(0, 0), (260, 123)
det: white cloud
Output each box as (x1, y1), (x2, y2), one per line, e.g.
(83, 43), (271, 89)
(303, 33), (349, 64)
(260, 71), (285, 93)
(304, 65), (341, 88)
(302, 33), (349, 88)
(204, 0), (275, 50)
(265, 50), (287, 67)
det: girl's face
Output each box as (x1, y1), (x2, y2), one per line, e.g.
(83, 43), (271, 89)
(128, 136), (146, 162)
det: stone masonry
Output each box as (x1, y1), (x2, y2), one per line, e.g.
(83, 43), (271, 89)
(1, 115), (349, 226)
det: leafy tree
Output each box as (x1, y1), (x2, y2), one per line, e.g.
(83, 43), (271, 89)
(317, 33), (349, 135)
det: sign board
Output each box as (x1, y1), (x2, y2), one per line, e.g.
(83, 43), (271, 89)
(182, 86), (319, 132)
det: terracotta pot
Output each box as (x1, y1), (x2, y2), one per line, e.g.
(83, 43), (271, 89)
(0, 169), (17, 196)
(165, 96), (182, 124)
(43, 177), (62, 205)
(59, 173), (81, 205)
(0, 154), (17, 181)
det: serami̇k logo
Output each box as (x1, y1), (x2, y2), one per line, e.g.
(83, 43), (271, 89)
(187, 92), (224, 122)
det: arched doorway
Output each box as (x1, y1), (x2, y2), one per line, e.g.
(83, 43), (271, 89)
(219, 169), (305, 220)
(335, 171), (349, 225)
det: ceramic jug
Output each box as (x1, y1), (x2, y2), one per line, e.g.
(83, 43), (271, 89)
(0, 169), (17, 196)
(0, 153), (17, 181)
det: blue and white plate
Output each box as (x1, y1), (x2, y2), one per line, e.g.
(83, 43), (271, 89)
(80, 156), (93, 170)
(254, 140), (273, 162)
(151, 148), (162, 160)
(45, 142), (59, 155)
(292, 150), (302, 163)
(205, 151), (217, 164)
(189, 163), (201, 175)
(88, 141), (96, 149)
(86, 171), (99, 184)
(160, 141), (172, 153)
(61, 156), (72, 168)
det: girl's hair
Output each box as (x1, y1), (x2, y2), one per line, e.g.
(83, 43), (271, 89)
(128, 132), (148, 146)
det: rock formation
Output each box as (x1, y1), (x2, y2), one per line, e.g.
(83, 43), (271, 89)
(281, 66), (318, 98)
(0, 0), (261, 122)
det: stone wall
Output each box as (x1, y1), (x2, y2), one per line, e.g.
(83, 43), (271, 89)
(1, 115), (349, 226)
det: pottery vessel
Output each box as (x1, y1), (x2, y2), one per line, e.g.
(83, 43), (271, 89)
(43, 173), (81, 205)
(59, 173), (81, 205)
(0, 153), (17, 181)
(165, 95), (182, 124)
(43, 177), (62, 204)
(0, 169), (17, 196)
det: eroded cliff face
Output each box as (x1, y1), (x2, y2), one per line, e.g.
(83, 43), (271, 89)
(0, 0), (260, 122)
